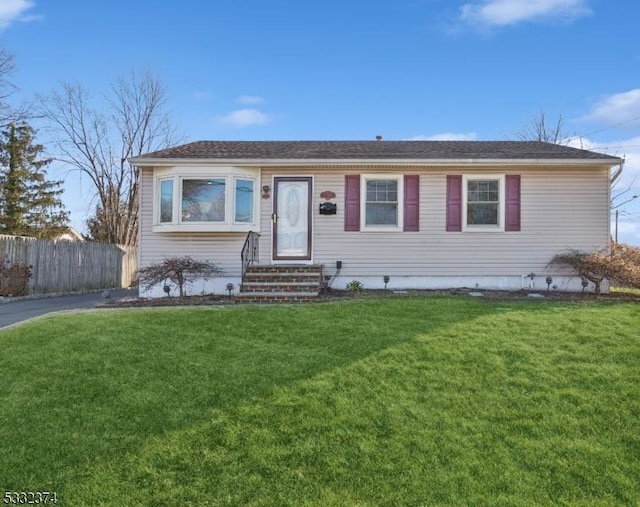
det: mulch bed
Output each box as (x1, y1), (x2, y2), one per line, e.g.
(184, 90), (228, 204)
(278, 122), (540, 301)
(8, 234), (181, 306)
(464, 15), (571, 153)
(98, 288), (640, 308)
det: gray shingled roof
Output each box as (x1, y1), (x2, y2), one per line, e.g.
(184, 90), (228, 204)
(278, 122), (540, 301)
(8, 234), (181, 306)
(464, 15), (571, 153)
(132, 140), (621, 162)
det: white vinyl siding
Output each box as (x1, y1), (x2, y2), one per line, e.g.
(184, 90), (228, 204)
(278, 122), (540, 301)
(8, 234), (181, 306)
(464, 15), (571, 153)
(260, 166), (610, 277)
(140, 165), (611, 282)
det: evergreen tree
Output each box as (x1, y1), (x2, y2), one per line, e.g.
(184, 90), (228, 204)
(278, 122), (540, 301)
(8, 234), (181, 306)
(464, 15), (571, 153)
(0, 123), (69, 238)
(85, 205), (113, 243)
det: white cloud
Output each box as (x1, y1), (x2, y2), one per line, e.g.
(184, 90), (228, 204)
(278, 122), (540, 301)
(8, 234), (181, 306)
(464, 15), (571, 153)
(407, 132), (478, 141)
(459, 0), (591, 28)
(218, 108), (271, 128)
(237, 95), (264, 105)
(0, 0), (36, 31)
(580, 89), (640, 128)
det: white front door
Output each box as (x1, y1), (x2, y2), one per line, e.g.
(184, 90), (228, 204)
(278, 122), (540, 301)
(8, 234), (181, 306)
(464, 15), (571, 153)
(273, 177), (312, 260)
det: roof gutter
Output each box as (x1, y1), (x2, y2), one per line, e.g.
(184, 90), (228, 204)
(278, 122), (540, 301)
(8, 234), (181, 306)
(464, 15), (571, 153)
(129, 157), (623, 167)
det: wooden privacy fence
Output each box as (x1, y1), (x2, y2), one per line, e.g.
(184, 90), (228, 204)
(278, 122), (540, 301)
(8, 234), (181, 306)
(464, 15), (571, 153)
(0, 235), (138, 295)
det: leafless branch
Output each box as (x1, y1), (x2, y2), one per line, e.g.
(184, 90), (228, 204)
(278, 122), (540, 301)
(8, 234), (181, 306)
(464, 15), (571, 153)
(39, 71), (182, 246)
(0, 47), (30, 128)
(515, 110), (573, 145)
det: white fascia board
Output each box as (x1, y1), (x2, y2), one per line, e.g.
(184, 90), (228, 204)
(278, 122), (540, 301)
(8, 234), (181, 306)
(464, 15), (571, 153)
(130, 157), (623, 167)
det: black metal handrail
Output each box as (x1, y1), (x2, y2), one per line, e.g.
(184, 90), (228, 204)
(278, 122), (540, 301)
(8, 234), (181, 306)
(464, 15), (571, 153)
(241, 231), (260, 282)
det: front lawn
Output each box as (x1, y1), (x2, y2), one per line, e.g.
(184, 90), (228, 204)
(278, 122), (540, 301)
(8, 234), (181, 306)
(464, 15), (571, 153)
(1, 297), (639, 506)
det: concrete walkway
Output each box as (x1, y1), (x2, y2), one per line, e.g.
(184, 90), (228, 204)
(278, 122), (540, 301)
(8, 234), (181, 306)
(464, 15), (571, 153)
(0, 289), (138, 329)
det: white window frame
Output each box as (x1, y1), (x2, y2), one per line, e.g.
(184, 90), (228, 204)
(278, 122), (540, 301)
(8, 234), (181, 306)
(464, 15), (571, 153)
(233, 176), (256, 225)
(360, 174), (404, 231)
(158, 177), (175, 224)
(153, 166), (260, 233)
(462, 174), (505, 232)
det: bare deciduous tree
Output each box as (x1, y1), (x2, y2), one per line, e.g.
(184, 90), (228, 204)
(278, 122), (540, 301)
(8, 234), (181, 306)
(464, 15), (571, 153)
(0, 47), (28, 128)
(0, 48), (15, 123)
(515, 110), (572, 145)
(40, 70), (181, 246)
(516, 109), (626, 208)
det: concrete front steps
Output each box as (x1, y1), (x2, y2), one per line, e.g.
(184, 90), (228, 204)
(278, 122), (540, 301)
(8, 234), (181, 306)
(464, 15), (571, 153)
(236, 264), (322, 303)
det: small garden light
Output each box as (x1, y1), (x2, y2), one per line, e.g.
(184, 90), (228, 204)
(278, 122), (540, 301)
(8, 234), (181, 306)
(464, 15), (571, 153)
(163, 284), (171, 297)
(545, 276), (553, 294)
(226, 283), (234, 297)
(581, 278), (589, 293)
(383, 275), (390, 290)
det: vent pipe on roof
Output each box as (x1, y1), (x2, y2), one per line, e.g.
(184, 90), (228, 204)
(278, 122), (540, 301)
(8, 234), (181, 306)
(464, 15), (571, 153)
(375, 135), (383, 142)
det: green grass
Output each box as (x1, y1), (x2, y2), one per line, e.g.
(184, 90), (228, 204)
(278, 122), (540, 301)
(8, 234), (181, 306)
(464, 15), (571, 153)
(1, 297), (639, 506)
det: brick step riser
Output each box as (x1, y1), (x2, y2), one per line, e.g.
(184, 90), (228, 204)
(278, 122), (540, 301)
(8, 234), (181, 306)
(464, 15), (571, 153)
(235, 295), (318, 303)
(243, 275), (321, 284)
(241, 265), (323, 302)
(246, 266), (322, 275)
(241, 285), (320, 293)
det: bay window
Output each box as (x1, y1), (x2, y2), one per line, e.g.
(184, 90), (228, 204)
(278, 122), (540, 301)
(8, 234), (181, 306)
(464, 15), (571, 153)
(154, 167), (259, 232)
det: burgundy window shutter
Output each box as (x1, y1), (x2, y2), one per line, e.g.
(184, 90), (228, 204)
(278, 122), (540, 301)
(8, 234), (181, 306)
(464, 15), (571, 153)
(446, 175), (462, 232)
(344, 175), (360, 231)
(404, 175), (419, 231)
(505, 175), (521, 232)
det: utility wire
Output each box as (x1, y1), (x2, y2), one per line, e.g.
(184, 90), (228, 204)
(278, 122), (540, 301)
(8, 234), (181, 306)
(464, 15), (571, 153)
(565, 114), (640, 146)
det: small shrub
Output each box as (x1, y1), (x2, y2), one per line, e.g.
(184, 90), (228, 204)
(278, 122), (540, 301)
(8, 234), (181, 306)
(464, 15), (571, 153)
(138, 256), (222, 298)
(346, 280), (364, 293)
(609, 243), (640, 287)
(0, 257), (32, 297)
(550, 243), (640, 295)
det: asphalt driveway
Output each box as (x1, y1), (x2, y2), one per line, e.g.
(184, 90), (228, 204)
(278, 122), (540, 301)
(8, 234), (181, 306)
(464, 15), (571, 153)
(0, 289), (138, 329)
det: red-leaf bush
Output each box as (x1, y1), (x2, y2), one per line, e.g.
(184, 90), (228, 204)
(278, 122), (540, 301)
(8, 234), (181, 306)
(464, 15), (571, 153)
(0, 257), (32, 297)
(138, 256), (222, 298)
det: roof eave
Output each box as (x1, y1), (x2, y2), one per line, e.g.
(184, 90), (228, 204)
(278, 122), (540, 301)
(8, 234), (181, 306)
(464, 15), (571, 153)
(129, 157), (623, 167)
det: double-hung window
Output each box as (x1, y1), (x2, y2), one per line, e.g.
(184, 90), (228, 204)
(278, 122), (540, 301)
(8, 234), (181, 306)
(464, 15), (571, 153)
(361, 175), (404, 230)
(463, 174), (505, 231)
(154, 167), (259, 232)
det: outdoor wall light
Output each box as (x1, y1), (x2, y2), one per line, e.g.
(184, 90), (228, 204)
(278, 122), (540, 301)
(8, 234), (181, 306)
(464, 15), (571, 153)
(546, 276), (553, 294)
(383, 275), (390, 290)
(226, 283), (234, 297)
(336, 260), (342, 270)
(262, 185), (271, 193)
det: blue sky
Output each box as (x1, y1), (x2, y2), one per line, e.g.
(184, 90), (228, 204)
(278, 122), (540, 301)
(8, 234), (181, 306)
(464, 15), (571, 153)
(1, 0), (640, 243)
